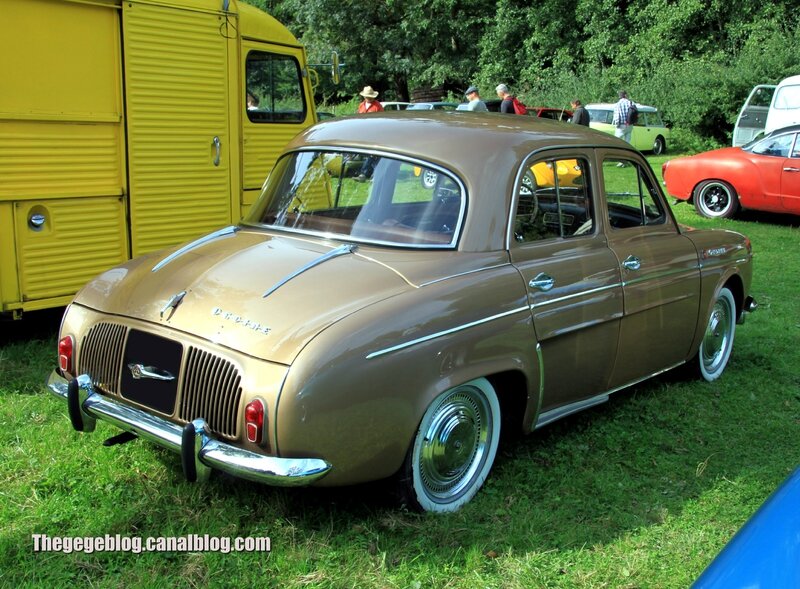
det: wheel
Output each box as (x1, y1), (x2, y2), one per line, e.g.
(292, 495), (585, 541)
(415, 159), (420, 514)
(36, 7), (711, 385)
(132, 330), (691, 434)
(694, 180), (739, 219)
(420, 169), (438, 189)
(398, 378), (500, 512)
(652, 135), (666, 155)
(693, 287), (736, 382)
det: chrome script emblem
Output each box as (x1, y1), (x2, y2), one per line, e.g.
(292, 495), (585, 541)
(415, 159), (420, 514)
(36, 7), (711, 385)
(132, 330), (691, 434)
(211, 307), (271, 335)
(127, 363), (176, 381)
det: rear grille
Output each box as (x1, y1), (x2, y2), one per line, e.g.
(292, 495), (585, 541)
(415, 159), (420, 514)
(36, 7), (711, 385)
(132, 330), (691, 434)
(79, 322), (128, 395)
(77, 322), (243, 440)
(179, 346), (242, 440)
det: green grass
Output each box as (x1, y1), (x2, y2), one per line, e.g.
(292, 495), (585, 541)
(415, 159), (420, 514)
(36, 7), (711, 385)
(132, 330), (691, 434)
(1, 157), (799, 588)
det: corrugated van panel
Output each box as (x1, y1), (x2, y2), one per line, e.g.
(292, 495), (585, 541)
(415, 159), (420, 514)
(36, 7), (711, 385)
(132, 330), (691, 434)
(0, 121), (123, 200)
(16, 197), (127, 300)
(243, 126), (302, 189)
(123, 2), (232, 257)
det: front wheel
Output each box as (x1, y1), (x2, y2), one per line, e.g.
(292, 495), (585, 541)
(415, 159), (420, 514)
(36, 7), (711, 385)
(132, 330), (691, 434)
(692, 287), (737, 382)
(652, 135), (666, 155)
(694, 180), (739, 219)
(398, 378), (500, 512)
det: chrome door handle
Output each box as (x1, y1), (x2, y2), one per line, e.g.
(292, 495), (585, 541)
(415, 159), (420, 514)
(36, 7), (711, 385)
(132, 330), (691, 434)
(622, 255), (641, 271)
(212, 136), (221, 167)
(783, 167), (800, 172)
(529, 273), (554, 291)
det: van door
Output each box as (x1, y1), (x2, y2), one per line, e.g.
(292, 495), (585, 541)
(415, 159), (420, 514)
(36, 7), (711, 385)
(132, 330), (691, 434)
(733, 85), (776, 146)
(122, 2), (232, 257)
(241, 42), (314, 218)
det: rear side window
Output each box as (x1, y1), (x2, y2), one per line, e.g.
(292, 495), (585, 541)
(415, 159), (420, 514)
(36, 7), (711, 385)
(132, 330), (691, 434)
(513, 157), (593, 243)
(245, 51), (306, 123)
(588, 109), (612, 124)
(751, 133), (797, 158)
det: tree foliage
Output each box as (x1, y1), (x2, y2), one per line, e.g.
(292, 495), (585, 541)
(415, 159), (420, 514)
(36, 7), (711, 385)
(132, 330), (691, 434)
(248, 0), (800, 143)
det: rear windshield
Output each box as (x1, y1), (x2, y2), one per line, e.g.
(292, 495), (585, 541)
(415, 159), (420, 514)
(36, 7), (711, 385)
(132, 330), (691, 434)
(245, 150), (465, 248)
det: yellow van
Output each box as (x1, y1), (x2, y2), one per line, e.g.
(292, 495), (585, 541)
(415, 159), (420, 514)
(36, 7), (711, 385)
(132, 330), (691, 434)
(1, 0), (319, 318)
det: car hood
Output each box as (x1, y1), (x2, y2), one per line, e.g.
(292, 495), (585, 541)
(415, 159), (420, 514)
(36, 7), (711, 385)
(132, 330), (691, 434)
(74, 228), (413, 365)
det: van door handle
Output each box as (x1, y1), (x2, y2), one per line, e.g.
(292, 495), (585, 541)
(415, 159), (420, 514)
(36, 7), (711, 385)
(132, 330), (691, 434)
(622, 255), (641, 271)
(529, 273), (554, 291)
(212, 136), (221, 167)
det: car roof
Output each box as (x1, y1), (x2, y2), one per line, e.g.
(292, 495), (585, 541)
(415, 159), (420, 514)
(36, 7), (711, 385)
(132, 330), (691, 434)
(586, 102), (658, 112)
(285, 111), (635, 252)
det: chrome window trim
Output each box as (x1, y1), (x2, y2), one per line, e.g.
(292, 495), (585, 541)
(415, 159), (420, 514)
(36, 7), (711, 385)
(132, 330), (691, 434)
(365, 306), (530, 359)
(418, 263), (511, 287)
(249, 147), (467, 250)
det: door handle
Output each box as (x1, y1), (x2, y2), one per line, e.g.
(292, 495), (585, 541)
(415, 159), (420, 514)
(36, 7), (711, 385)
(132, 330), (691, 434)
(212, 136), (221, 167)
(622, 255), (641, 271)
(529, 273), (554, 291)
(783, 167), (800, 172)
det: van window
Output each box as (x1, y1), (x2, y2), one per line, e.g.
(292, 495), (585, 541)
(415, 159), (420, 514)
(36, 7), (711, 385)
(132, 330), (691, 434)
(773, 83), (800, 110)
(245, 51), (306, 123)
(588, 109), (613, 124)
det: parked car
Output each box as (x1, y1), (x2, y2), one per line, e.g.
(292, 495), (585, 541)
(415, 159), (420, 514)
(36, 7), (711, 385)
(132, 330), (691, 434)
(47, 113), (756, 513)
(663, 124), (800, 219)
(587, 103), (670, 154)
(406, 102), (458, 110)
(480, 99), (572, 121)
(692, 466), (800, 588)
(381, 101), (412, 111)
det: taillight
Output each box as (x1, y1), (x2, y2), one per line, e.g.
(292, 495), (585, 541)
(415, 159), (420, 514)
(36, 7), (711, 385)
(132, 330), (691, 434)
(58, 336), (75, 375)
(245, 398), (266, 444)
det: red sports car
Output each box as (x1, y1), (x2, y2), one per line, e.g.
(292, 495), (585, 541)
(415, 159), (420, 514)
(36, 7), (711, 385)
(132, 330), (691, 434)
(662, 125), (800, 218)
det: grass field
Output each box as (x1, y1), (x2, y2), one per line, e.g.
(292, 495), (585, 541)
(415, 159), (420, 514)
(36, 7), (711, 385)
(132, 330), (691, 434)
(1, 156), (799, 588)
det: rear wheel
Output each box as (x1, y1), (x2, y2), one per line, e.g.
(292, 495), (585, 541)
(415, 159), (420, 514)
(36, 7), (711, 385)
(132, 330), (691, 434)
(398, 378), (500, 512)
(691, 287), (737, 381)
(420, 169), (438, 189)
(694, 180), (739, 219)
(652, 135), (666, 155)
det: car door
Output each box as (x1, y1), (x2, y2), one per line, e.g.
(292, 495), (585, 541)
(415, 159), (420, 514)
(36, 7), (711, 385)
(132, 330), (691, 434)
(599, 152), (701, 388)
(782, 132), (800, 213)
(509, 152), (623, 420)
(748, 131), (797, 203)
(733, 84), (775, 146)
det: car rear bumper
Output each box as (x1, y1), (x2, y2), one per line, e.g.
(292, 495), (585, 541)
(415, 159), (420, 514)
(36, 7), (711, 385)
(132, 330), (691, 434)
(47, 371), (332, 486)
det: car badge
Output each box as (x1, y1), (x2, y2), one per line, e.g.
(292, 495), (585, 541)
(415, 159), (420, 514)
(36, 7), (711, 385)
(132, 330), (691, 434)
(127, 363), (176, 381)
(160, 290), (187, 319)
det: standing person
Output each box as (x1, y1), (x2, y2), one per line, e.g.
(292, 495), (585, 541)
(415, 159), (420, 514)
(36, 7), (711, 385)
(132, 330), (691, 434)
(495, 84), (527, 114)
(464, 86), (488, 112)
(357, 86), (384, 114)
(570, 99), (590, 126)
(612, 90), (634, 143)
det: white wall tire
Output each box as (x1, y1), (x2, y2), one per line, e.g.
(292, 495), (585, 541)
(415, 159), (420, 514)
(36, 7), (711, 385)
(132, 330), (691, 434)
(697, 287), (737, 382)
(400, 378), (500, 512)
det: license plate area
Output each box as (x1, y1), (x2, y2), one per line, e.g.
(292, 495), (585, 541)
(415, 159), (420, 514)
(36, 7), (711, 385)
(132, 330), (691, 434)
(121, 330), (182, 415)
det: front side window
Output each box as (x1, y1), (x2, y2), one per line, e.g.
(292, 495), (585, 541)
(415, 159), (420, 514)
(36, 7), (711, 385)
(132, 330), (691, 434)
(513, 157), (593, 243)
(750, 133), (796, 158)
(245, 150), (464, 247)
(603, 159), (666, 228)
(245, 51), (306, 123)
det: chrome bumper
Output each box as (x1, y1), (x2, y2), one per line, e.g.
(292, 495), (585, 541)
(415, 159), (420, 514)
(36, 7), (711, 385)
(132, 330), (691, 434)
(47, 371), (331, 486)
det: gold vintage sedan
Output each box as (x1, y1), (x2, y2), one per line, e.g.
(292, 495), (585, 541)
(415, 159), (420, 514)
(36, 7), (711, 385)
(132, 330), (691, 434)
(47, 112), (757, 512)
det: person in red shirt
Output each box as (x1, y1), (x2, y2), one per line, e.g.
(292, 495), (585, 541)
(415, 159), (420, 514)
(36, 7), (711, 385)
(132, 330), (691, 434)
(357, 86), (384, 113)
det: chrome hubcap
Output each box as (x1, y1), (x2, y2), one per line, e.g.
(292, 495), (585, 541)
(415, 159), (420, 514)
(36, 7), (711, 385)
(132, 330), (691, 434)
(702, 297), (732, 372)
(419, 388), (490, 500)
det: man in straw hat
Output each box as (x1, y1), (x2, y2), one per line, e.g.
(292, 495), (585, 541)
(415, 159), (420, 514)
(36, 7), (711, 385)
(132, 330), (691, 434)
(357, 86), (384, 113)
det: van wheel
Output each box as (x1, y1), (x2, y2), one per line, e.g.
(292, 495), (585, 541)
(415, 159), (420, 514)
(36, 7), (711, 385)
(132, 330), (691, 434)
(652, 135), (666, 155)
(694, 180), (739, 219)
(397, 378), (500, 512)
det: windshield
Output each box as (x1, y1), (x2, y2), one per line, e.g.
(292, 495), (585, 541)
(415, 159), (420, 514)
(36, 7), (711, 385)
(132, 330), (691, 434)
(245, 150), (465, 248)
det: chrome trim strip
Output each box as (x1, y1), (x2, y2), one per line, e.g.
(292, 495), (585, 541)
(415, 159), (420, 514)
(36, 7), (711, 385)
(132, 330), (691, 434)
(366, 306), (530, 359)
(531, 360), (684, 431)
(152, 226), (239, 273)
(47, 371), (331, 486)
(535, 342), (544, 418)
(621, 266), (699, 287)
(530, 282), (621, 309)
(419, 263), (511, 287)
(263, 243), (358, 298)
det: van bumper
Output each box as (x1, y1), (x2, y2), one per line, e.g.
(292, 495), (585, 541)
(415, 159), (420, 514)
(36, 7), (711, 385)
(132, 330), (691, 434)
(46, 371), (332, 486)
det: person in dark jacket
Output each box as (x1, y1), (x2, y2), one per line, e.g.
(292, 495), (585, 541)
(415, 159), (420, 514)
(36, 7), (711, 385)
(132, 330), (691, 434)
(570, 99), (590, 126)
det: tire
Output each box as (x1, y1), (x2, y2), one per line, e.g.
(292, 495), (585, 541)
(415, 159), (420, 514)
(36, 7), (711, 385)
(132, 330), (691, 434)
(652, 135), (666, 155)
(694, 180), (739, 219)
(693, 287), (737, 382)
(420, 169), (438, 189)
(398, 378), (500, 512)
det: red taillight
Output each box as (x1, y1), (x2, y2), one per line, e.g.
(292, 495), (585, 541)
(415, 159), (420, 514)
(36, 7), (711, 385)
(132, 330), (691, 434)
(58, 336), (74, 375)
(245, 398), (266, 444)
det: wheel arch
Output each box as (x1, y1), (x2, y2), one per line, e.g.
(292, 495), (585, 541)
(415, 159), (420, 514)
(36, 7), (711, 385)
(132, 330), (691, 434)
(485, 369), (531, 441)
